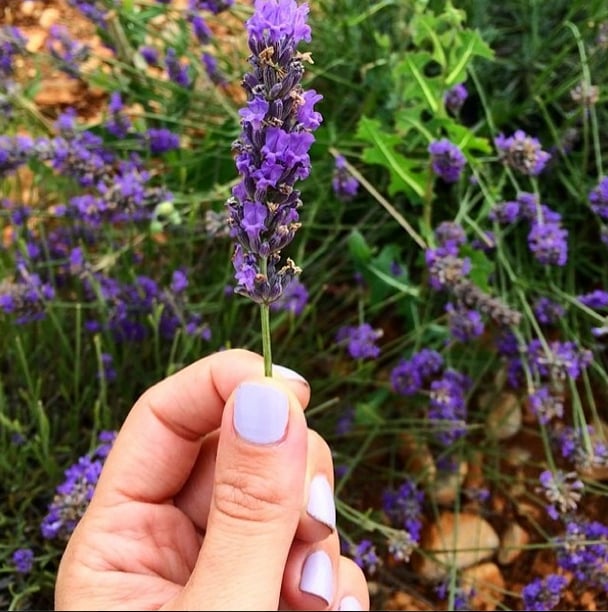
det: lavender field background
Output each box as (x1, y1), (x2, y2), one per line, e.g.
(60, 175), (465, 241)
(2, 0), (608, 610)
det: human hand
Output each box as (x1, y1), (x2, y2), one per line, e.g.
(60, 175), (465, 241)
(54, 349), (369, 611)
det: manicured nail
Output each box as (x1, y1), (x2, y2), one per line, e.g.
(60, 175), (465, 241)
(307, 474), (336, 530)
(272, 363), (309, 385)
(234, 383), (289, 445)
(300, 550), (334, 604)
(339, 595), (363, 611)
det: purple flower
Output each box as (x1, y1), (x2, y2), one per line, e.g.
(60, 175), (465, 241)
(188, 0), (234, 13)
(527, 339), (592, 381)
(47, 24), (90, 78)
(578, 289), (608, 309)
(105, 92), (132, 138)
(12, 548), (34, 574)
(226, 0), (322, 305)
(336, 322), (382, 360)
(351, 539), (380, 574)
(428, 138), (466, 183)
(589, 177), (608, 219)
(0, 26), (28, 77)
(202, 52), (227, 86)
(444, 82), (468, 114)
(527, 220), (568, 266)
(528, 386), (563, 424)
(67, 0), (108, 28)
(434, 221), (467, 250)
(556, 519), (608, 591)
(436, 581), (474, 611)
(382, 479), (424, 542)
(428, 369), (470, 444)
(390, 358), (422, 396)
(0, 134), (34, 176)
(489, 200), (521, 224)
(538, 469), (584, 519)
(554, 425), (608, 471)
(145, 128), (180, 155)
(390, 348), (444, 396)
(517, 191), (541, 219)
(425, 247), (471, 291)
(41, 431), (116, 540)
(332, 154), (359, 201)
(446, 302), (485, 342)
(0, 268), (55, 324)
(246, 0), (311, 45)
(533, 296), (566, 324)
(190, 15), (213, 43)
(522, 574), (567, 611)
(139, 45), (159, 66)
(270, 277), (309, 315)
(98, 353), (117, 382)
(494, 130), (551, 175)
(165, 48), (191, 87)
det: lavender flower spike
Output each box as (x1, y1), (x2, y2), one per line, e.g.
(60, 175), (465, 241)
(226, 0), (322, 305)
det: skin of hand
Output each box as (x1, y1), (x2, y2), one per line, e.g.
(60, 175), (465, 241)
(54, 349), (370, 611)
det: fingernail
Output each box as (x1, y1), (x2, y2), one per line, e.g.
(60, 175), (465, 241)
(300, 550), (334, 604)
(307, 474), (336, 530)
(339, 595), (363, 611)
(272, 363), (309, 385)
(234, 383), (289, 445)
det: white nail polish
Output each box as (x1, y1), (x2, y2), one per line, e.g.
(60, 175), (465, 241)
(272, 363), (309, 385)
(300, 550), (334, 604)
(339, 595), (363, 610)
(307, 474), (336, 530)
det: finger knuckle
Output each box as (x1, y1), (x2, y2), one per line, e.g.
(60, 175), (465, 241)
(213, 465), (286, 523)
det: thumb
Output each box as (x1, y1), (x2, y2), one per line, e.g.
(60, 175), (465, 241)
(175, 378), (308, 611)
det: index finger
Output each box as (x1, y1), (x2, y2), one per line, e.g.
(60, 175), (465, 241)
(92, 349), (311, 505)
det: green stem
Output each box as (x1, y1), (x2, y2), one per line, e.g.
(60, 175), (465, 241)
(260, 303), (273, 377)
(260, 257), (273, 377)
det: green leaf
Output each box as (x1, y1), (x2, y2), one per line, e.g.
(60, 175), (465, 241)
(356, 116), (426, 200)
(347, 229), (373, 265)
(354, 389), (389, 426)
(446, 30), (494, 86)
(461, 245), (494, 292)
(364, 244), (418, 304)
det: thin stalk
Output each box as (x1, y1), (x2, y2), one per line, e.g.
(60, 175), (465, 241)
(328, 147), (427, 250)
(260, 257), (273, 377)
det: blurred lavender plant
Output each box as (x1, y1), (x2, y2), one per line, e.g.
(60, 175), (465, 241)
(428, 138), (466, 183)
(226, 0), (322, 374)
(0, 26), (28, 119)
(332, 154), (359, 201)
(494, 130), (551, 176)
(11, 548), (34, 575)
(336, 322), (383, 360)
(522, 574), (567, 611)
(40, 431), (116, 541)
(444, 82), (468, 115)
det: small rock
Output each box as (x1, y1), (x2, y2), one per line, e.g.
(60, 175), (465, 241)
(39, 7), (61, 29)
(34, 76), (82, 106)
(24, 29), (46, 53)
(399, 433), (436, 484)
(498, 521), (529, 565)
(504, 446), (532, 466)
(516, 500), (543, 522)
(427, 461), (468, 506)
(461, 562), (506, 611)
(486, 391), (522, 439)
(21, 1), (37, 17)
(415, 512), (500, 581)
